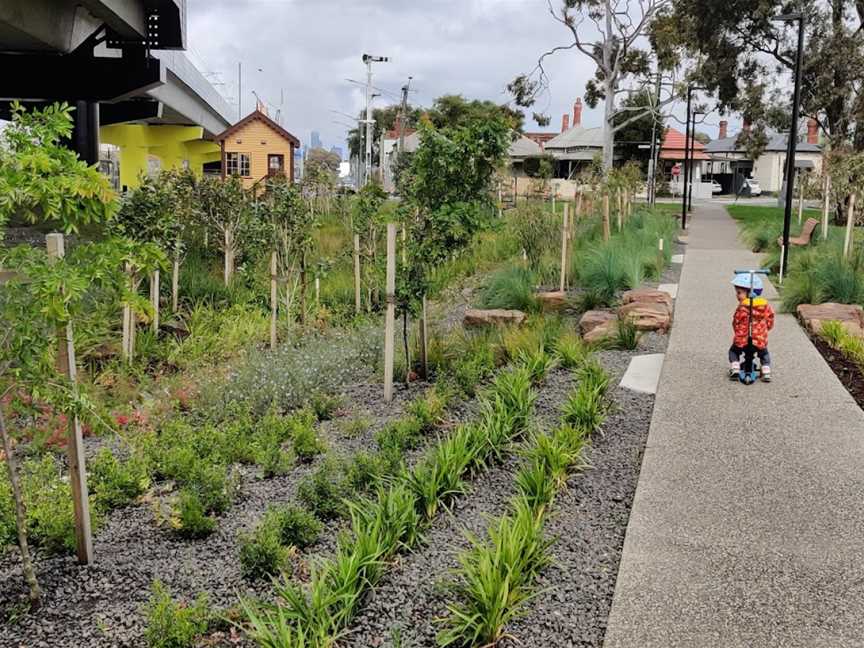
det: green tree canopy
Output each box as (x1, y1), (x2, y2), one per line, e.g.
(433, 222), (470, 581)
(0, 102), (116, 233)
(658, 0), (864, 151)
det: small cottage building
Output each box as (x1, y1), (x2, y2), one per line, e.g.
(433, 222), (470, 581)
(215, 108), (300, 189)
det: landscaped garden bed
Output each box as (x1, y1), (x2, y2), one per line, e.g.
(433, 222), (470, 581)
(0, 101), (683, 648)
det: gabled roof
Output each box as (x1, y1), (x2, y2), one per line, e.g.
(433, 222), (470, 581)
(509, 135), (544, 158)
(704, 129), (821, 154)
(215, 109), (300, 146)
(544, 125), (605, 150)
(660, 127), (709, 160)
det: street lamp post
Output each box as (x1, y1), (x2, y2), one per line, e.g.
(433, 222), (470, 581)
(773, 12), (806, 282)
(362, 54), (389, 187)
(688, 109), (706, 212)
(681, 87), (693, 229)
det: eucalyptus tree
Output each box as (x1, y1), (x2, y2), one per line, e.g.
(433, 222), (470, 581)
(509, 0), (675, 171)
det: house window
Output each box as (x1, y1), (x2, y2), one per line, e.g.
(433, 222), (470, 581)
(226, 152), (251, 177)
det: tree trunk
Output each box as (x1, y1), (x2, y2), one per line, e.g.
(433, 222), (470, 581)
(601, 62), (616, 172)
(299, 251), (307, 325)
(150, 270), (160, 334)
(0, 406), (41, 607)
(353, 234), (362, 315)
(223, 229), (234, 286)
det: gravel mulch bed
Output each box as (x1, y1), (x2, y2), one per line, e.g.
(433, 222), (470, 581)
(342, 369), (577, 648)
(0, 376), (429, 648)
(341, 330), (667, 648)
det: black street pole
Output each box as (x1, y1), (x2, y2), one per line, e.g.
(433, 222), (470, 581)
(681, 86), (693, 229)
(778, 13), (806, 281)
(687, 110), (705, 212)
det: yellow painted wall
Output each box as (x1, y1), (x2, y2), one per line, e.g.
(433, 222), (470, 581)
(100, 124), (221, 190)
(222, 119), (294, 188)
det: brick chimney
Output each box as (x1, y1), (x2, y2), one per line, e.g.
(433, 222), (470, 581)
(562, 113), (570, 132)
(807, 118), (819, 145)
(719, 120), (728, 140)
(573, 98), (583, 128)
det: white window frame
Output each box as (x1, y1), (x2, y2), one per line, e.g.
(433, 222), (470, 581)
(226, 152), (251, 177)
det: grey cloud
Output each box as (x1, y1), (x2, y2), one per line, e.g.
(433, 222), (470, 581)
(186, 0), (599, 150)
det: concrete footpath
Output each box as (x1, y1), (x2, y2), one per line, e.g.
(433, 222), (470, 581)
(603, 204), (864, 647)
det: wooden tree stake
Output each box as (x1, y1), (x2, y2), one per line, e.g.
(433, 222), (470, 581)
(269, 251), (278, 349)
(383, 223), (397, 402)
(171, 255), (180, 313)
(419, 295), (429, 379)
(45, 233), (93, 565)
(576, 191), (583, 220)
(353, 233), (361, 314)
(150, 270), (160, 333)
(822, 173), (831, 241)
(844, 192), (857, 260)
(797, 170), (805, 225)
(559, 204), (570, 292)
(223, 229), (234, 286)
(617, 191), (623, 231)
(603, 193), (611, 241)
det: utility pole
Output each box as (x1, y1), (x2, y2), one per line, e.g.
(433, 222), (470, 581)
(398, 77), (412, 155)
(362, 54), (389, 187)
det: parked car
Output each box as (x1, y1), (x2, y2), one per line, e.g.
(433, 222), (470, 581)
(711, 180), (723, 194)
(742, 178), (762, 197)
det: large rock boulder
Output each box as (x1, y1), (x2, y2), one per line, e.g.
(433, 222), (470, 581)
(618, 301), (672, 332)
(579, 310), (618, 344)
(797, 303), (864, 338)
(621, 289), (674, 312)
(536, 291), (568, 312)
(464, 308), (527, 328)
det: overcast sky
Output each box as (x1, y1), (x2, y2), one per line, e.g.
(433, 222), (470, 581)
(185, 0), (616, 153)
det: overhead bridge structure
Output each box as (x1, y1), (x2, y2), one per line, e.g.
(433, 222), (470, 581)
(0, 0), (232, 181)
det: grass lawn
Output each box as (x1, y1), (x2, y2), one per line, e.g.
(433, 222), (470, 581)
(725, 204), (864, 312)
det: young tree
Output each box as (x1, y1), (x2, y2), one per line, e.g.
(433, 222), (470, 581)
(112, 174), (178, 335)
(161, 168), (199, 312)
(400, 114), (513, 375)
(196, 176), (251, 286)
(509, 0), (674, 171)
(265, 177), (317, 323)
(352, 181), (388, 312)
(0, 102), (118, 605)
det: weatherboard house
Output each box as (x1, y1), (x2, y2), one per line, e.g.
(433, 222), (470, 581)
(704, 119), (822, 194)
(215, 108), (301, 189)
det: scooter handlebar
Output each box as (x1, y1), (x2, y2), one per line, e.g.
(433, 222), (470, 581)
(733, 268), (771, 275)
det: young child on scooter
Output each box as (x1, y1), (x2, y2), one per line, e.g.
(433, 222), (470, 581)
(729, 273), (775, 382)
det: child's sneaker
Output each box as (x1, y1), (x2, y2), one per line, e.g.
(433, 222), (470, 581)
(761, 366), (772, 382)
(729, 362), (740, 380)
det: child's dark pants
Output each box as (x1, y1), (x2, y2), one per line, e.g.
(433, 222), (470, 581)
(729, 345), (771, 366)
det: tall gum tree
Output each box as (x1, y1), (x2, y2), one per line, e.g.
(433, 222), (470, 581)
(659, 0), (864, 151)
(510, 0), (675, 172)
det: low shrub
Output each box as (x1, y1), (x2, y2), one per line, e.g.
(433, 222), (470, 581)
(265, 504), (322, 549)
(143, 580), (211, 648)
(17, 454), (81, 554)
(338, 416), (370, 438)
(374, 417), (424, 454)
(89, 447), (150, 511)
(517, 346), (557, 385)
(298, 461), (349, 520)
(292, 422), (326, 463)
(239, 522), (290, 581)
(216, 325), (383, 414)
(173, 488), (216, 539)
(310, 393), (343, 421)
(342, 451), (388, 492)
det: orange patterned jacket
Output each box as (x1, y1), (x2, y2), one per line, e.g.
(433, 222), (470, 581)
(732, 298), (774, 349)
